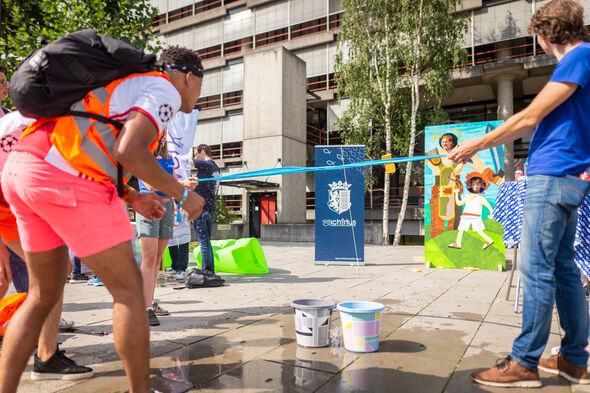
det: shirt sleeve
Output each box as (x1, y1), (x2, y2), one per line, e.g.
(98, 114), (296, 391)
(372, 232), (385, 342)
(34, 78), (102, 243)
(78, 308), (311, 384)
(110, 75), (182, 133)
(550, 46), (590, 88)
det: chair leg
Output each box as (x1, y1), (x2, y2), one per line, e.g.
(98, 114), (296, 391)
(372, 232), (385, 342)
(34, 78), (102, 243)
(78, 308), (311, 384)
(505, 246), (518, 300)
(514, 276), (521, 313)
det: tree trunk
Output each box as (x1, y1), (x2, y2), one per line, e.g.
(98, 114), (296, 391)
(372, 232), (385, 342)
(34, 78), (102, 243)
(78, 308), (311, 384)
(394, 160), (413, 245)
(394, 72), (419, 246)
(382, 171), (390, 245)
(382, 116), (392, 245)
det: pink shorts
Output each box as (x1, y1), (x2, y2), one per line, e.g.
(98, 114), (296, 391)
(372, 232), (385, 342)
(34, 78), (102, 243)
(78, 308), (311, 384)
(1, 152), (133, 258)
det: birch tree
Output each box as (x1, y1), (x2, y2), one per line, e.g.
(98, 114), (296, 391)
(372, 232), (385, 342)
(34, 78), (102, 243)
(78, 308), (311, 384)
(335, 0), (467, 245)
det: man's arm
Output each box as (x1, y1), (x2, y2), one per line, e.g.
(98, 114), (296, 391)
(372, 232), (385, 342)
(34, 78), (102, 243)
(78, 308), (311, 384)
(114, 111), (204, 220)
(448, 81), (579, 163)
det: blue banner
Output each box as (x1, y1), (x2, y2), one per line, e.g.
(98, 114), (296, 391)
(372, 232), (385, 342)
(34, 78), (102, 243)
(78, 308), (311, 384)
(315, 145), (365, 264)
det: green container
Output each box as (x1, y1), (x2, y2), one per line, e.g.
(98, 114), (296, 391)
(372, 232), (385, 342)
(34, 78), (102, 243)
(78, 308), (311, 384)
(193, 237), (268, 274)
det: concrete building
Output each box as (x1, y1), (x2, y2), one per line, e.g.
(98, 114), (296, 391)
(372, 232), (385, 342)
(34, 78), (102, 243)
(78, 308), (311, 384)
(150, 0), (589, 242)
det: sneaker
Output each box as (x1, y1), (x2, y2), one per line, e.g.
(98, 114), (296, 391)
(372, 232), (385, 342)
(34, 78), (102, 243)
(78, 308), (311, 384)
(471, 356), (542, 388)
(90, 277), (104, 287)
(539, 353), (590, 384)
(68, 273), (90, 284)
(86, 275), (98, 285)
(147, 309), (160, 326)
(152, 302), (169, 316)
(59, 318), (75, 330)
(31, 348), (94, 381)
(175, 270), (185, 281)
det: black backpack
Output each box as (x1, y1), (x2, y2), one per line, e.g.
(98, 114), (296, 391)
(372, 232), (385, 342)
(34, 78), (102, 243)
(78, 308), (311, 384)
(9, 29), (156, 119)
(185, 268), (225, 288)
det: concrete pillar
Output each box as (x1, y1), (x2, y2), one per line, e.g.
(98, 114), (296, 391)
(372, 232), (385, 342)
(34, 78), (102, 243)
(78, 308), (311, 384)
(496, 73), (515, 180)
(243, 47), (307, 225)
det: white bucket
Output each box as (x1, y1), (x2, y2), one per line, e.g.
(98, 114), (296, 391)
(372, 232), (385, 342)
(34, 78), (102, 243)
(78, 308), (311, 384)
(291, 298), (336, 347)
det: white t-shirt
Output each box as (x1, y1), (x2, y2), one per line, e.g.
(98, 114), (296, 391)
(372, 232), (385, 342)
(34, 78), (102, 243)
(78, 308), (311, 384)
(0, 111), (36, 172)
(45, 74), (182, 176)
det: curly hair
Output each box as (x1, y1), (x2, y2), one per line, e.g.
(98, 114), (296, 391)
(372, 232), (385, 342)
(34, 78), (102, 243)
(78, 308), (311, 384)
(528, 0), (587, 44)
(158, 45), (203, 74)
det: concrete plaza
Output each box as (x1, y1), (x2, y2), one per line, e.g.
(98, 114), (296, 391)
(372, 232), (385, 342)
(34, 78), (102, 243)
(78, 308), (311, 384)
(8, 242), (590, 392)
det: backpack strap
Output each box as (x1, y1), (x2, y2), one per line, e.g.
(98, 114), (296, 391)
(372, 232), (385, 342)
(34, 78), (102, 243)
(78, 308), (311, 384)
(69, 111), (125, 197)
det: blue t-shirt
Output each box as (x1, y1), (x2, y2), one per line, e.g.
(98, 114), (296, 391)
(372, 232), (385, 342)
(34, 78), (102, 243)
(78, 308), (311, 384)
(527, 43), (590, 176)
(193, 159), (220, 211)
(138, 157), (174, 196)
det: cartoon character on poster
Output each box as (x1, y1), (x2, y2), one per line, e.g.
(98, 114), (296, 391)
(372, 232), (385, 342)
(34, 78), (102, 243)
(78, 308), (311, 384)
(424, 122), (506, 271)
(448, 172), (494, 250)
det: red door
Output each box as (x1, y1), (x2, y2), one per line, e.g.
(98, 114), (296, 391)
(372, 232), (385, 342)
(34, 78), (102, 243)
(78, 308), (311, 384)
(260, 196), (276, 225)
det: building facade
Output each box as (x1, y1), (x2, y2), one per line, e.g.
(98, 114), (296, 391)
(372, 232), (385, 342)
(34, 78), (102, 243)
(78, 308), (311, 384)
(150, 0), (589, 241)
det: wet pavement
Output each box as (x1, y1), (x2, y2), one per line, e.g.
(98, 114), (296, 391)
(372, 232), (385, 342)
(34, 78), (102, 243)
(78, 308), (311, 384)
(8, 242), (590, 392)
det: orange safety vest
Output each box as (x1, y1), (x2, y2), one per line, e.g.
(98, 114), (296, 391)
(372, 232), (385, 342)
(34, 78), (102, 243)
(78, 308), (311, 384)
(0, 292), (27, 335)
(21, 71), (171, 185)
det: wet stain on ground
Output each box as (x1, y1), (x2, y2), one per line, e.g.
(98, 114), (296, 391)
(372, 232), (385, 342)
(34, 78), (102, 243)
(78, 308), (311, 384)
(451, 312), (483, 321)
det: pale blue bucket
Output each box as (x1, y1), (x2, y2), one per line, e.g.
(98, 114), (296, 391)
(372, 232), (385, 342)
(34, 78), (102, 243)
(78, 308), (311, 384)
(337, 301), (385, 352)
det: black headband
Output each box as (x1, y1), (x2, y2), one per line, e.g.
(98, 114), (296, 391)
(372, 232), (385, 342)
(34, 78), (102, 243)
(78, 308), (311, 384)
(160, 63), (203, 78)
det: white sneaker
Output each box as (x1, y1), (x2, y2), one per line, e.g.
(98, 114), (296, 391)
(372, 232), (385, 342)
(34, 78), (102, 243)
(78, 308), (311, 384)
(59, 318), (75, 330)
(175, 270), (185, 281)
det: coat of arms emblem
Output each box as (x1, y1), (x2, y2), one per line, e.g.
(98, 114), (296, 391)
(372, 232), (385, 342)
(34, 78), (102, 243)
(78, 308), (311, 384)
(328, 181), (352, 214)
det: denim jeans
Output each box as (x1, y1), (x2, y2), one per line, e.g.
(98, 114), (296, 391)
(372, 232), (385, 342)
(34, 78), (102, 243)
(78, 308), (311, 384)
(193, 209), (215, 273)
(511, 175), (590, 369)
(7, 248), (28, 293)
(72, 256), (82, 276)
(169, 242), (189, 273)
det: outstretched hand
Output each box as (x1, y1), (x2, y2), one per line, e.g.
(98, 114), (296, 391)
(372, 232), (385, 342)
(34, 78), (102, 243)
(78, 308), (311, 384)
(448, 139), (481, 164)
(129, 193), (169, 220)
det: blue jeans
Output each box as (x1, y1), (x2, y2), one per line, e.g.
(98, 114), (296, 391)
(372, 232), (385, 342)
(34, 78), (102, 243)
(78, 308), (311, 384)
(7, 248), (28, 293)
(169, 242), (189, 273)
(72, 256), (82, 276)
(193, 209), (215, 273)
(511, 175), (590, 369)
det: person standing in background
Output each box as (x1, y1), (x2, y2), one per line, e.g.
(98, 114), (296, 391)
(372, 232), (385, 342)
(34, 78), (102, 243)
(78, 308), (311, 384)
(192, 144), (220, 274)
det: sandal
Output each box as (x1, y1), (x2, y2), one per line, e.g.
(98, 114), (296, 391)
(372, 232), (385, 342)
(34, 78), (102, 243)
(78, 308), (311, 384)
(448, 243), (461, 249)
(482, 241), (494, 250)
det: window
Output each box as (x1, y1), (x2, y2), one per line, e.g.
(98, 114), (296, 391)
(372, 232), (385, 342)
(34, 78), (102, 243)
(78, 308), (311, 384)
(290, 0), (327, 25)
(200, 69), (222, 98)
(165, 26), (194, 48)
(195, 20), (223, 50)
(221, 141), (242, 158)
(195, 119), (222, 147)
(291, 17), (327, 39)
(255, 0), (288, 34)
(296, 46), (327, 77)
(222, 62), (244, 93)
(224, 9), (253, 42)
(222, 113), (243, 143)
(168, 5), (193, 23)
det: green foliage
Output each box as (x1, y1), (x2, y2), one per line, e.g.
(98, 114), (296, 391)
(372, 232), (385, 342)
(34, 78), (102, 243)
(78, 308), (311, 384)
(214, 195), (239, 224)
(0, 0), (161, 81)
(335, 0), (468, 158)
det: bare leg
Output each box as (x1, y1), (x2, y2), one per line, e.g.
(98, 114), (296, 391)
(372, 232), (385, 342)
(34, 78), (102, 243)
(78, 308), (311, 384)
(477, 231), (494, 244)
(456, 230), (464, 247)
(82, 240), (150, 393)
(0, 246), (69, 393)
(150, 238), (171, 301)
(140, 237), (159, 309)
(5, 239), (61, 361)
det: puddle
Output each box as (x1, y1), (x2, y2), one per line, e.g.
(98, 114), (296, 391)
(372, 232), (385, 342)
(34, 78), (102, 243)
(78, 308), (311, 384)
(451, 312), (483, 321)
